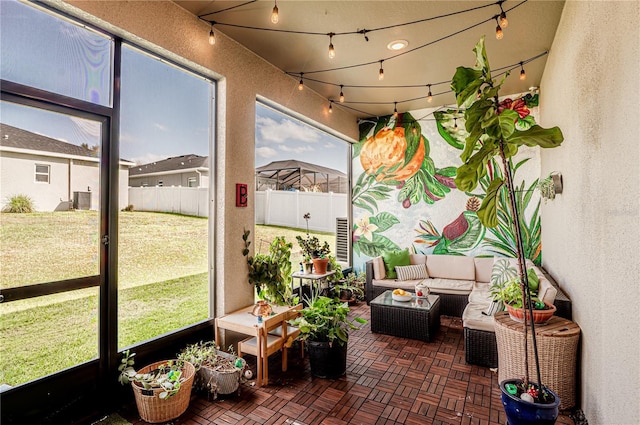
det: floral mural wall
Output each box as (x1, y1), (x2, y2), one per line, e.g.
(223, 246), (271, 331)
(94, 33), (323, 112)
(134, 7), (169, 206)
(352, 93), (543, 272)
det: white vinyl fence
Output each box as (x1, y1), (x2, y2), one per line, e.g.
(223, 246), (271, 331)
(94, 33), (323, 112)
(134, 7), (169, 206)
(128, 186), (209, 217)
(255, 190), (347, 233)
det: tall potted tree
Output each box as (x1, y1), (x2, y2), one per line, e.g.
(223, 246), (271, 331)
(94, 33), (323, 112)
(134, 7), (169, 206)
(451, 36), (563, 424)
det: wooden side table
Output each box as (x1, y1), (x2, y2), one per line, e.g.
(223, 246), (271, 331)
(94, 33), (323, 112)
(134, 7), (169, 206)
(494, 311), (580, 410)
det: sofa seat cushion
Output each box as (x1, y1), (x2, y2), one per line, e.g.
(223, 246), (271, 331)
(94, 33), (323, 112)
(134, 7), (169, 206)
(462, 303), (495, 332)
(468, 281), (492, 304)
(371, 278), (424, 290)
(425, 278), (474, 295)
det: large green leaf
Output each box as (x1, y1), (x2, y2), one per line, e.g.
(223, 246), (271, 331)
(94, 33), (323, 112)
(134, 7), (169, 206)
(472, 36), (490, 79)
(498, 109), (519, 139)
(402, 113), (421, 167)
(477, 177), (504, 227)
(455, 140), (498, 192)
(507, 125), (564, 148)
(452, 68), (483, 108)
(434, 110), (466, 150)
(358, 120), (376, 142)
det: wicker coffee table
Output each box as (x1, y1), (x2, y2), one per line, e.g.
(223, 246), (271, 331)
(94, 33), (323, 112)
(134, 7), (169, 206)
(370, 291), (441, 342)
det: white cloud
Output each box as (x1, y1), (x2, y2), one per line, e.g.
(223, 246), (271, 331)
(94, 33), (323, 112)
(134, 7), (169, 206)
(256, 146), (278, 159)
(256, 116), (321, 144)
(132, 153), (169, 166)
(153, 122), (168, 132)
(279, 144), (314, 154)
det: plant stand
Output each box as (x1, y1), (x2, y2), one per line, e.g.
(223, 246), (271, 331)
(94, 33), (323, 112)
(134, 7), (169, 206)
(494, 312), (580, 410)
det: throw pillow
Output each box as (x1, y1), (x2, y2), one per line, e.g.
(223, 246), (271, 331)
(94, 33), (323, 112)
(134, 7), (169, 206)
(381, 248), (410, 279)
(483, 300), (505, 316)
(395, 264), (428, 281)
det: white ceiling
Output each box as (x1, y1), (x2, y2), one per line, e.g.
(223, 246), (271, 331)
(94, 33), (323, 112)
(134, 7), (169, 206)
(174, 0), (565, 118)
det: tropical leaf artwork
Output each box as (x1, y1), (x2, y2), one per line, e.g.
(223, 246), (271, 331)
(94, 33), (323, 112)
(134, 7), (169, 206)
(352, 212), (401, 258)
(353, 113), (456, 214)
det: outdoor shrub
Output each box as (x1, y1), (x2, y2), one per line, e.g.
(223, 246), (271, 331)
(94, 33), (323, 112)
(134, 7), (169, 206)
(3, 194), (34, 213)
(122, 204), (134, 212)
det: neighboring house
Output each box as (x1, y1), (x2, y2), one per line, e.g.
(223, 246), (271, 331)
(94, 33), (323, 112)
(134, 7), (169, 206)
(128, 154), (209, 188)
(0, 124), (133, 212)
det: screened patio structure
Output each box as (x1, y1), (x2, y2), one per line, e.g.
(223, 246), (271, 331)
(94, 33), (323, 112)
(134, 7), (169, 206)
(255, 159), (347, 193)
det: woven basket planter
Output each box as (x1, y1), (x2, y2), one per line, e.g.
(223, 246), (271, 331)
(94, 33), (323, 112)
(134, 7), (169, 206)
(197, 350), (246, 399)
(131, 360), (195, 423)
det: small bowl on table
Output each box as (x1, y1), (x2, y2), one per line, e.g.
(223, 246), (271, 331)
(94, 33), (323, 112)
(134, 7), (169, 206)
(391, 291), (412, 302)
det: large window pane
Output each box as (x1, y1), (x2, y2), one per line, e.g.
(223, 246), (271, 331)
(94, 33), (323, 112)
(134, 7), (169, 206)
(0, 0), (112, 106)
(118, 45), (212, 348)
(0, 101), (101, 288)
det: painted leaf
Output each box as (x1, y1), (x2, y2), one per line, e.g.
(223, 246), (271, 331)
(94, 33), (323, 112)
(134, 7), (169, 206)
(448, 211), (486, 252)
(434, 110), (465, 150)
(371, 212), (400, 232)
(358, 120), (376, 142)
(373, 115), (391, 137)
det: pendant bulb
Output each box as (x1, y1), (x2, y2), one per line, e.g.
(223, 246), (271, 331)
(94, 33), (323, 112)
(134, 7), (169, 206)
(393, 102), (398, 119)
(271, 1), (279, 24)
(298, 73), (304, 91)
(495, 23), (504, 40)
(329, 102), (333, 113)
(519, 63), (526, 80)
(328, 34), (335, 59)
(427, 85), (433, 103)
(378, 61), (384, 81)
(499, 2), (508, 28)
(208, 27), (215, 45)
(339, 85), (344, 103)
(453, 118), (458, 131)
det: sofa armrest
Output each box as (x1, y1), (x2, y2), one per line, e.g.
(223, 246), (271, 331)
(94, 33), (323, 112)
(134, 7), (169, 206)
(365, 260), (375, 304)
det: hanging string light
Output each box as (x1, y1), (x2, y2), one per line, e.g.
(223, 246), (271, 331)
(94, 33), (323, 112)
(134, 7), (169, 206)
(498, 1), (508, 28)
(453, 117), (458, 130)
(339, 85), (345, 103)
(329, 101), (333, 113)
(495, 16), (504, 40)
(208, 24), (216, 45)
(427, 84), (433, 103)
(519, 62), (526, 80)
(298, 73), (304, 90)
(328, 33), (335, 59)
(271, 0), (279, 24)
(393, 102), (398, 119)
(378, 60), (384, 81)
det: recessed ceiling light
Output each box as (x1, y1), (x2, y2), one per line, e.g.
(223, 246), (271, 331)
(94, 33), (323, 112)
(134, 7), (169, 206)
(387, 40), (408, 51)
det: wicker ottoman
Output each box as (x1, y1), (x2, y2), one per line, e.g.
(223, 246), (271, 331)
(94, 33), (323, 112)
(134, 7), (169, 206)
(494, 311), (580, 410)
(370, 291), (440, 342)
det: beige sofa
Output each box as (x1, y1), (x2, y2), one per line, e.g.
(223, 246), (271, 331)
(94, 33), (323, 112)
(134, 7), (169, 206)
(365, 254), (572, 367)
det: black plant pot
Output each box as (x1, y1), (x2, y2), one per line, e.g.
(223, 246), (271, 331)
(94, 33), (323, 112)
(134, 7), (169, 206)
(500, 379), (560, 425)
(307, 340), (347, 379)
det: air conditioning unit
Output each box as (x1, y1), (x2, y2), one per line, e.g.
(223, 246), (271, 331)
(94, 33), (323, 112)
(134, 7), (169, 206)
(335, 217), (350, 264)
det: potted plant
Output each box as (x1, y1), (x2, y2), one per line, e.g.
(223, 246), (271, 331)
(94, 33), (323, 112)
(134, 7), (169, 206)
(451, 36), (564, 423)
(295, 212), (331, 274)
(118, 350), (195, 423)
(491, 270), (556, 324)
(289, 290), (366, 379)
(537, 172), (562, 202)
(242, 229), (294, 306)
(177, 341), (246, 400)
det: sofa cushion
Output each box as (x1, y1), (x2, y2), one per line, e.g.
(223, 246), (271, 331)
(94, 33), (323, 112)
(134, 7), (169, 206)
(382, 249), (410, 279)
(371, 278), (423, 290)
(372, 256), (386, 280)
(426, 254), (475, 280)
(425, 278), (473, 295)
(409, 253), (427, 265)
(396, 264), (428, 281)
(537, 275), (558, 305)
(468, 281), (492, 304)
(474, 257), (494, 283)
(462, 303), (495, 332)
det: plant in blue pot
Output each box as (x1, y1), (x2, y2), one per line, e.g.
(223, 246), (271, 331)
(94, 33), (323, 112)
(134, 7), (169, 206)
(450, 36), (564, 424)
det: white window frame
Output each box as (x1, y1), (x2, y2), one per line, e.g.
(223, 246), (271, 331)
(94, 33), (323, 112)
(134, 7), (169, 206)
(34, 163), (50, 183)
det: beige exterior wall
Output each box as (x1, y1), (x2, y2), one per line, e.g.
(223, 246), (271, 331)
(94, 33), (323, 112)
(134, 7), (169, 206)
(57, 0), (359, 315)
(540, 1), (640, 423)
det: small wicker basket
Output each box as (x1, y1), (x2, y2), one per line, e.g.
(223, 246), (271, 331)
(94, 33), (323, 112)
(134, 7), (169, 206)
(131, 360), (195, 423)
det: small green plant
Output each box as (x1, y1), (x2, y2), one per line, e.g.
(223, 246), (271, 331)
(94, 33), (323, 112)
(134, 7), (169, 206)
(242, 229), (294, 305)
(491, 270), (543, 310)
(537, 173), (561, 202)
(290, 289), (366, 345)
(3, 194), (34, 213)
(296, 212), (330, 259)
(121, 204), (135, 212)
(118, 350), (186, 400)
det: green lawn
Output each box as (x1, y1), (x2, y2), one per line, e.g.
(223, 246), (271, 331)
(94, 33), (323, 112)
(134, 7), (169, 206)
(0, 211), (333, 386)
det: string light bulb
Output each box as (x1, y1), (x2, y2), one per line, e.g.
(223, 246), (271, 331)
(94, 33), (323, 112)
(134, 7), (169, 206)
(329, 101), (333, 113)
(339, 85), (344, 103)
(393, 102), (398, 119)
(328, 33), (335, 59)
(427, 84), (433, 103)
(271, 0), (279, 24)
(378, 60), (384, 81)
(519, 62), (526, 80)
(495, 17), (504, 40)
(208, 25), (215, 45)
(498, 2), (508, 28)
(298, 73), (304, 91)
(453, 118), (458, 131)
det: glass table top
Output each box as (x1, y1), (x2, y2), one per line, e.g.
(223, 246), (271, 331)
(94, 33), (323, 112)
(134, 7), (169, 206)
(370, 290), (439, 311)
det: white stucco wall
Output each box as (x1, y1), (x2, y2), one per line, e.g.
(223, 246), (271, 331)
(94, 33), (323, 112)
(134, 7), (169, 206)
(539, 1), (640, 423)
(59, 0), (359, 316)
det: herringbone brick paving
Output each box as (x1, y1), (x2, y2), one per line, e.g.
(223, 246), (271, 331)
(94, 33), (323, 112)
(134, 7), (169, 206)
(121, 302), (574, 425)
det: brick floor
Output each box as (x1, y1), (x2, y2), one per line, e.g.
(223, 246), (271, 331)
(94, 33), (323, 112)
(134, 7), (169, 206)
(121, 302), (574, 425)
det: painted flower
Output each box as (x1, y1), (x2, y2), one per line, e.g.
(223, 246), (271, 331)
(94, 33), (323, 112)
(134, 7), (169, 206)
(359, 127), (425, 182)
(498, 98), (530, 120)
(354, 215), (378, 241)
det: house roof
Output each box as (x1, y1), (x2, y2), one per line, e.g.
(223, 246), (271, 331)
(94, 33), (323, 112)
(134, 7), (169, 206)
(1, 123), (98, 158)
(129, 154), (209, 176)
